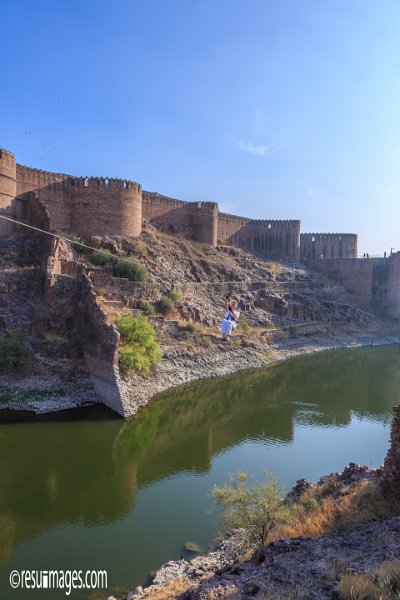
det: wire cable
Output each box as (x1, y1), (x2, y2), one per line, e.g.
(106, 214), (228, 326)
(0, 214), (325, 292)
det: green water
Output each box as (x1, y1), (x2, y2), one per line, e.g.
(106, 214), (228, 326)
(0, 346), (399, 599)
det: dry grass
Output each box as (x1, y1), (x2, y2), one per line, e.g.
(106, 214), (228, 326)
(338, 573), (380, 600)
(375, 561), (400, 592)
(278, 479), (400, 541)
(264, 261), (285, 276)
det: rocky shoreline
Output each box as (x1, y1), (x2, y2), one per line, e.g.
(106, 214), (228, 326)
(1, 329), (399, 416)
(114, 464), (400, 600)
(120, 329), (400, 417)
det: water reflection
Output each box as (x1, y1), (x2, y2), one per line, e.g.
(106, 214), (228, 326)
(0, 346), (399, 595)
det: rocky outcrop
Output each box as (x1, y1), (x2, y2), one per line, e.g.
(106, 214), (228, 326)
(125, 463), (399, 600)
(382, 405), (400, 496)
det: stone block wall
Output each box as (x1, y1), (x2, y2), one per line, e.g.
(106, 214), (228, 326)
(0, 147), (367, 265)
(15, 164), (142, 238)
(306, 255), (400, 320)
(0, 149), (17, 237)
(143, 191), (218, 245)
(300, 233), (358, 260)
(218, 215), (301, 262)
(218, 212), (250, 245)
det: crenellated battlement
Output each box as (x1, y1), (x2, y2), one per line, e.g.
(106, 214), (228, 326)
(0, 146), (358, 259)
(300, 232), (358, 259)
(17, 164), (141, 191)
(0, 148), (16, 161)
(301, 233), (357, 239)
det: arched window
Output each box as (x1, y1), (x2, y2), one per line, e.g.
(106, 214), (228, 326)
(84, 178), (89, 187)
(105, 178), (109, 187)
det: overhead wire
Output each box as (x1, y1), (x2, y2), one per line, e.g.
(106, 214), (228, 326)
(0, 213), (322, 294)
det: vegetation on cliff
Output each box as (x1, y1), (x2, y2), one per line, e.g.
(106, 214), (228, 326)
(0, 330), (31, 370)
(115, 313), (162, 375)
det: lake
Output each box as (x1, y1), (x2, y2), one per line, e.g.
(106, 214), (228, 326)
(0, 346), (399, 599)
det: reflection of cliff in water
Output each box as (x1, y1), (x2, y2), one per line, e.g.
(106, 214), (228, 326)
(114, 346), (400, 486)
(0, 346), (398, 567)
(0, 414), (137, 566)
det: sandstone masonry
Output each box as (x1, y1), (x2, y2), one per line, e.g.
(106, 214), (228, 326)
(0, 148), (357, 263)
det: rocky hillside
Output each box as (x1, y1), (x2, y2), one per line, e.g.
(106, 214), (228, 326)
(0, 234), (96, 413)
(86, 228), (375, 331)
(0, 227), (392, 416)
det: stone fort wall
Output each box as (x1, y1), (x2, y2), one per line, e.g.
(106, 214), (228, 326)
(300, 233), (357, 260)
(217, 215), (301, 262)
(15, 164), (142, 238)
(0, 147), (356, 263)
(305, 253), (400, 320)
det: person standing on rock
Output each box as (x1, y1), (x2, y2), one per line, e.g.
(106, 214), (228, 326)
(221, 294), (240, 341)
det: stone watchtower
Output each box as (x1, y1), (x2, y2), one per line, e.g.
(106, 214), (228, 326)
(0, 149), (16, 238)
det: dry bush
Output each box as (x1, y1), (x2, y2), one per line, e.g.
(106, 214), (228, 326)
(280, 479), (400, 540)
(333, 480), (399, 533)
(338, 573), (380, 600)
(324, 557), (349, 582)
(265, 262), (285, 275)
(376, 561), (400, 592)
(279, 496), (337, 539)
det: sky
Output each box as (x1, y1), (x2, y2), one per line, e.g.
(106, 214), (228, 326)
(1, 0), (400, 255)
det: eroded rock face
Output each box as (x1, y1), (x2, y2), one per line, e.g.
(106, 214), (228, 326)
(382, 406), (400, 496)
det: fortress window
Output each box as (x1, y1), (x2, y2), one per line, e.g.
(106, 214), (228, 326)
(123, 181), (127, 189)
(312, 236), (315, 242)
(84, 178), (89, 187)
(105, 178), (109, 187)
(268, 223), (272, 229)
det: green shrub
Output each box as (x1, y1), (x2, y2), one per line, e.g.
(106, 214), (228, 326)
(241, 322), (251, 334)
(113, 260), (149, 282)
(212, 470), (290, 547)
(201, 335), (211, 347)
(0, 330), (31, 370)
(115, 314), (162, 375)
(158, 295), (174, 315)
(70, 235), (87, 254)
(184, 322), (197, 334)
(139, 300), (155, 315)
(89, 250), (109, 266)
(134, 242), (147, 258)
(168, 290), (181, 303)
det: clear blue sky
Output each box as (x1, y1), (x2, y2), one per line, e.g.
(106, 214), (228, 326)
(1, 0), (399, 255)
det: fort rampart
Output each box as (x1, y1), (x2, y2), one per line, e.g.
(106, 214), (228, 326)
(300, 233), (357, 260)
(305, 253), (400, 320)
(0, 147), (356, 263)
